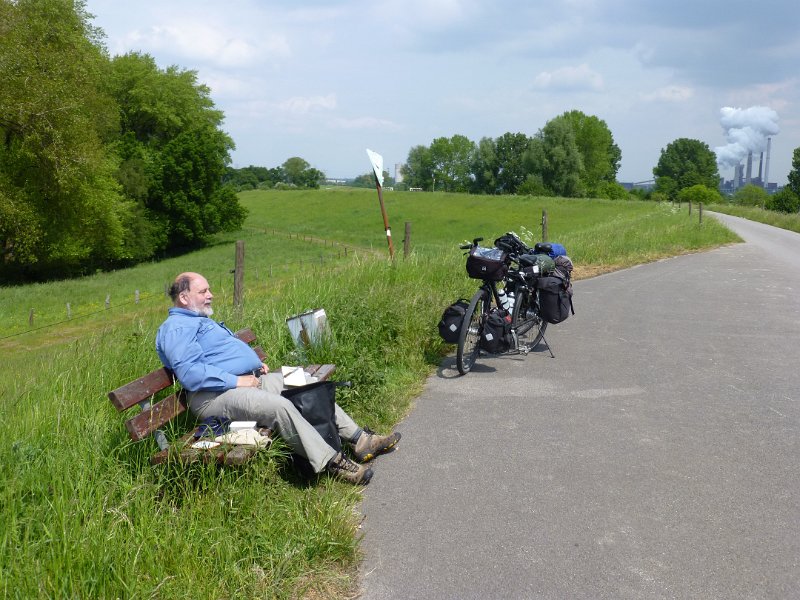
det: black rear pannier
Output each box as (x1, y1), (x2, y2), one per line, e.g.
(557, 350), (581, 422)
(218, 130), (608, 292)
(438, 298), (470, 343)
(536, 276), (573, 324)
(466, 246), (508, 281)
(480, 308), (513, 353)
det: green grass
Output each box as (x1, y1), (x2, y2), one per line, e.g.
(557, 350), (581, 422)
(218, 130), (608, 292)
(707, 203), (800, 234)
(0, 190), (741, 598)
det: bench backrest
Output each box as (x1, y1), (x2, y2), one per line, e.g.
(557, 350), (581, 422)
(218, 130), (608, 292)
(108, 328), (265, 441)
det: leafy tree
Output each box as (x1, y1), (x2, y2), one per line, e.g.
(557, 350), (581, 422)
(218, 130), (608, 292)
(281, 157), (324, 188)
(403, 145), (434, 190)
(470, 137), (499, 194)
(787, 147), (800, 198)
(0, 0), (130, 277)
(108, 52), (246, 252)
(527, 120), (583, 197)
(731, 184), (768, 207)
(653, 138), (719, 199)
(766, 187), (800, 213)
(429, 135), (476, 192)
(677, 184), (722, 206)
(553, 111), (621, 195)
(494, 132), (533, 194)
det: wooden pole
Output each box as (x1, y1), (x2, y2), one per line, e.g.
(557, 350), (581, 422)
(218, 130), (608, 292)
(403, 221), (411, 258)
(233, 240), (245, 312)
(541, 209), (549, 242)
(374, 179), (395, 259)
(699, 202), (703, 223)
(28, 308), (34, 327)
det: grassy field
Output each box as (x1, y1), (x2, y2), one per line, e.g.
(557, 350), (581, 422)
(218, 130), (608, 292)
(0, 190), (740, 598)
(707, 203), (800, 234)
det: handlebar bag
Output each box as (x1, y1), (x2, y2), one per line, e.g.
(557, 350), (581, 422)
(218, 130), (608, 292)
(466, 246), (508, 281)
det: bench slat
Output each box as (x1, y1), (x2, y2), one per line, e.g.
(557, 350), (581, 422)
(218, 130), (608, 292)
(109, 368), (175, 412)
(125, 392), (188, 441)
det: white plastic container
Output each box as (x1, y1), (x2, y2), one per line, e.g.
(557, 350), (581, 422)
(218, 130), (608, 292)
(229, 421), (257, 432)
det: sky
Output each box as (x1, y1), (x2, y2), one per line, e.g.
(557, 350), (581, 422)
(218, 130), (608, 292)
(85, 0), (799, 185)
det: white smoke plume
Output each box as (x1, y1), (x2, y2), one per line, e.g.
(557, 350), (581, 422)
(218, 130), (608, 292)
(714, 106), (779, 170)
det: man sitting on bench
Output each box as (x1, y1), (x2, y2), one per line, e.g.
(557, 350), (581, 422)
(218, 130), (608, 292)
(155, 272), (401, 485)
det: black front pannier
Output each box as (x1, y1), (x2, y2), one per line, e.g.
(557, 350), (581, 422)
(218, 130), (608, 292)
(438, 298), (470, 343)
(536, 276), (573, 324)
(480, 308), (513, 353)
(466, 246), (508, 281)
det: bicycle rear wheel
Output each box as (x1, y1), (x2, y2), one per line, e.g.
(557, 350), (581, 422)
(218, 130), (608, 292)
(511, 286), (547, 350)
(456, 289), (486, 375)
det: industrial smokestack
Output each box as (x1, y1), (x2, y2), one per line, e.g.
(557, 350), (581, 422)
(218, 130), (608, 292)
(715, 106), (779, 182)
(764, 137), (771, 187)
(745, 152), (753, 184)
(758, 152), (763, 183)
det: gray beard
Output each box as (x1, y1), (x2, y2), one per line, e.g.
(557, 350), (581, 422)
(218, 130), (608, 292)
(187, 301), (213, 317)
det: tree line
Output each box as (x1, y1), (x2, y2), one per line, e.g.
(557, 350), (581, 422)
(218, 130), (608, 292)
(0, 0), (245, 282)
(401, 111), (625, 199)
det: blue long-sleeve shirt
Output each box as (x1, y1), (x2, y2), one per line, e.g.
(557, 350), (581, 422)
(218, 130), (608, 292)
(155, 307), (262, 392)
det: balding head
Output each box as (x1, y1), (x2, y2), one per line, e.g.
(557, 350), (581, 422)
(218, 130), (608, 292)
(169, 272), (213, 316)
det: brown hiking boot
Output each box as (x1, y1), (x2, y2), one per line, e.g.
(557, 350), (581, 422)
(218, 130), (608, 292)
(352, 428), (401, 463)
(326, 452), (373, 485)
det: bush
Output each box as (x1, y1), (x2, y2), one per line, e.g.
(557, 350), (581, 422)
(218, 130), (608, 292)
(677, 184), (722, 205)
(731, 184), (769, 207)
(766, 188), (800, 213)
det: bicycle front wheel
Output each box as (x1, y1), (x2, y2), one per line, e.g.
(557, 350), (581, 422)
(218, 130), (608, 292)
(456, 289), (486, 375)
(511, 286), (547, 350)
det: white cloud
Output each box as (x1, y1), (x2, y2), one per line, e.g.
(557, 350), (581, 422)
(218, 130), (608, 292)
(276, 94), (337, 115)
(330, 117), (402, 131)
(532, 64), (603, 92)
(640, 85), (694, 102)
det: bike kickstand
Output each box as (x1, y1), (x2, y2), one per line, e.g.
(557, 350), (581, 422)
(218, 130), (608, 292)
(540, 331), (555, 358)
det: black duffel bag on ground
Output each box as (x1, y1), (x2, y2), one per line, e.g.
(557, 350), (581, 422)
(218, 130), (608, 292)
(281, 380), (347, 475)
(536, 276), (574, 324)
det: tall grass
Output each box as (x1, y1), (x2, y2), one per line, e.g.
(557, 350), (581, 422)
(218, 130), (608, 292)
(0, 190), (740, 598)
(707, 203), (800, 234)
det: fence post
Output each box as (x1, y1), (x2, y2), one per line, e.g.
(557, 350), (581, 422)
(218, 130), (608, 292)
(699, 202), (703, 223)
(403, 221), (411, 258)
(688, 201), (692, 216)
(233, 240), (244, 313)
(135, 289), (140, 304)
(105, 295), (110, 309)
(66, 303), (71, 319)
(541, 209), (548, 242)
(29, 308), (34, 327)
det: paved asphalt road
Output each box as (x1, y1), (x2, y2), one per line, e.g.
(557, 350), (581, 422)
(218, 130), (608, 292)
(358, 213), (800, 599)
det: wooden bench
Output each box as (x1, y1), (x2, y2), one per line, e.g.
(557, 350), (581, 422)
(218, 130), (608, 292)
(108, 328), (336, 466)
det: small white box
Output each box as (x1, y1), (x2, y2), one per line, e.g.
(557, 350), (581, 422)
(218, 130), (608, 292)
(229, 421), (257, 432)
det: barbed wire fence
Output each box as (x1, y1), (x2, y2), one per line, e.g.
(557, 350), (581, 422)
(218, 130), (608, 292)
(0, 229), (381, 342)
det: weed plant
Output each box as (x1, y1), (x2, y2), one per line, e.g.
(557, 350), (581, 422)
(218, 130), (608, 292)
(1, 190), (740, 598)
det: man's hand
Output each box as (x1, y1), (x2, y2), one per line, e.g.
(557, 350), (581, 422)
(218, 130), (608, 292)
(261, 363), (270, 374)
(236, 375), (260, 388)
